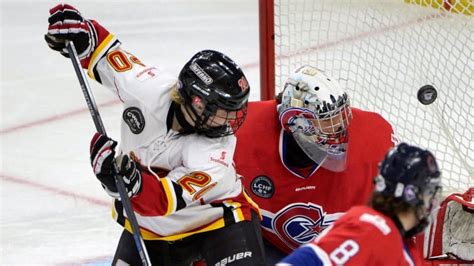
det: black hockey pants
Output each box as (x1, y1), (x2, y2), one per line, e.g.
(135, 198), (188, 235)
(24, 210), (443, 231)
(112, 210), (266, 265)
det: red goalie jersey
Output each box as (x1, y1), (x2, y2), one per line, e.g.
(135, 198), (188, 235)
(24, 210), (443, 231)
(235, 100), (395, 254)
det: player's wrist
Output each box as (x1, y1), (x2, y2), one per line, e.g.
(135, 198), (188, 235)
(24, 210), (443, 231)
(79, 19), (114, 69)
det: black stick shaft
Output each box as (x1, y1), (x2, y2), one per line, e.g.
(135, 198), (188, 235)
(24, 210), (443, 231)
(66, 42), (151, 266)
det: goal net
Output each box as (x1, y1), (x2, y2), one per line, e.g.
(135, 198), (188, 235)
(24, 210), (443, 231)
(260, 0), (473, 194)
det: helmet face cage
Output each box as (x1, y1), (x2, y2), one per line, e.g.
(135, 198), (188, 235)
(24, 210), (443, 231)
(178, 50), (250, 138)
(421, 182), (442, 221)
(311, 100), (352, 144)
(279, 65), (352, 145)
(187, 96), (248, 138)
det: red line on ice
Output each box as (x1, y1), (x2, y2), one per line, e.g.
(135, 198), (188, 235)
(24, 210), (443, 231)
(0, 99), (120, 135)
(0, 173), (109, 207)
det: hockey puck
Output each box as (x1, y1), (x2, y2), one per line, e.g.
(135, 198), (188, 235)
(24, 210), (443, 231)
(417, 85), (438, 105)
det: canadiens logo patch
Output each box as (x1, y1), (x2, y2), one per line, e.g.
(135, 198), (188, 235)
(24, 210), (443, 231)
(250, 175), (274, 199)
(260, 203), (342, 251)
(273, 203), (327, 249)
(123, 107), (145, 134)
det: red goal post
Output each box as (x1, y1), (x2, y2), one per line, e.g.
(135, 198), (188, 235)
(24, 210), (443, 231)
(259, 0), (473, 194)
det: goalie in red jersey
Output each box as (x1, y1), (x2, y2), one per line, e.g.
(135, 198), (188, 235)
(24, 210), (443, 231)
(279, 143), (443, 266)
(234, 65), (396, 263)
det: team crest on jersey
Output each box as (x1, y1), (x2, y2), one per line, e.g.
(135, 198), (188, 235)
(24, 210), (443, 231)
(250, 175), (274, 199)
(123, 107), (145, 134)
(261, 203), (341, 250)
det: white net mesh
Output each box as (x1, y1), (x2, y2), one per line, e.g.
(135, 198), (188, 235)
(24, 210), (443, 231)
(273, 0), (473, 194)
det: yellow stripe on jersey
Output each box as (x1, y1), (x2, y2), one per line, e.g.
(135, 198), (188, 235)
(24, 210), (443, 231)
(123, 217), (226, 241)
(243, 190), (262, 219)
(160, 178), (176, 216)
(86, 33), (117, 80)
(224, 200), (245, 222)
(234, 203), (245, 222)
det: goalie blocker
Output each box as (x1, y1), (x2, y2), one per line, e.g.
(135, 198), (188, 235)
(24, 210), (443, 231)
(416, 187), (474, 265)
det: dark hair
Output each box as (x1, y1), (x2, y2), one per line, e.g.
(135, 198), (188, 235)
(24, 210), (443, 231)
(369, 192), (416, 217)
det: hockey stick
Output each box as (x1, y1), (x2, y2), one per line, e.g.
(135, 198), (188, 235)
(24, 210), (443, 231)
(66, 42), (151, 266)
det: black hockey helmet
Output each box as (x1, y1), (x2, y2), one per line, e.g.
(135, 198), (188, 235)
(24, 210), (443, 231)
(178, 50), (250, 138)
(375, 143), (442, 235)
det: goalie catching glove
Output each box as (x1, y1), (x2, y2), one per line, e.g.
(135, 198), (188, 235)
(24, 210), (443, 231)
(89, 133), (142, 198)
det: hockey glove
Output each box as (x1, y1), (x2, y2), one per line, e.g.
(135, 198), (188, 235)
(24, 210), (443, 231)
(45, 4), (112, 67)
(89, 133), (142, 198)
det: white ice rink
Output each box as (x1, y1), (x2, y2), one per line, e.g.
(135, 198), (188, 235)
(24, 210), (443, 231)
(1, 0), (472, 265)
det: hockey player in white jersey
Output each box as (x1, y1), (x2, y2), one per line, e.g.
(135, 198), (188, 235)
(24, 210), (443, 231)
(45, 4), (266, 265)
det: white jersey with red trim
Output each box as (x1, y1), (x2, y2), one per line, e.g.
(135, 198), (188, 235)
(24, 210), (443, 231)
(86, 36), (259, 241)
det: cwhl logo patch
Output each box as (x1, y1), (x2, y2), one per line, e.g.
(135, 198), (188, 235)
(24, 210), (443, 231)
(261, 203), (342, 250)
(250, 175), (274, 199)
(123, 107), (145, 134)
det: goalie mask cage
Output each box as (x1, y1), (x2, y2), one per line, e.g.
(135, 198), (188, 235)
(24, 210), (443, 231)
(259, 0), (473, 194)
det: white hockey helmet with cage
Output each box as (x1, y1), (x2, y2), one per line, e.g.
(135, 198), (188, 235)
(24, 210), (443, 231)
(278, 65), (352, 172)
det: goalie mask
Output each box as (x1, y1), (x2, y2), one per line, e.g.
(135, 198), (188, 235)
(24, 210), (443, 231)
(278, 65), (352, 172)
(375, 143), (442, 237)
(178, 50), (250, 138)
